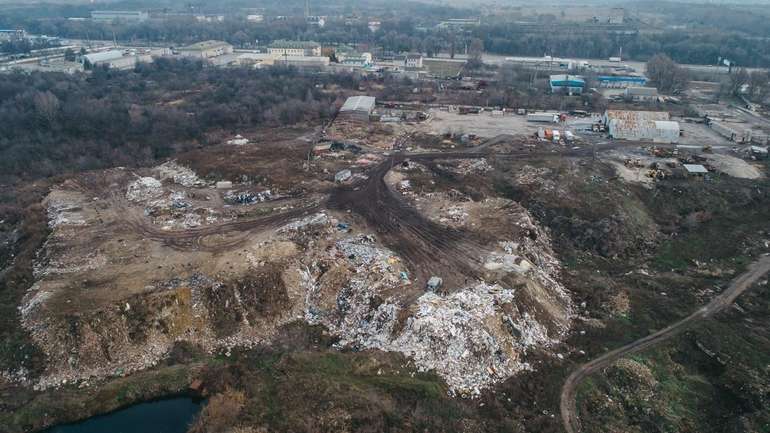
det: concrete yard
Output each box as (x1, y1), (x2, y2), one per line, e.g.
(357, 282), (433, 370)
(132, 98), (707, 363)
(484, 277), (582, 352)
(676, 120), (733, 147)
(426, 109), (542, 138)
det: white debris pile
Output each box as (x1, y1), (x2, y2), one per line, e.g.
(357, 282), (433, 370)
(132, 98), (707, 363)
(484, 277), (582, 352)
(18, 283), (51, 321)
(226, 135), (250, 146)
(440, 206), (469, 224)
(513, 165), (558, 193)
(278, 212), (329, 234)
(444, 158), (493, 175)
(335, 235), (396, 269)
(46, 198), (86, 228)
(224, 190), (273, 205)
(398, 160), (430, 173)
(169, 191), (190, 209)
(155, 161), (204, 187)
(483, 251), (532, 274)
(34, 251), (107, 277)
(126, 177), (163, 202)
(390, 283), (551, 396)
(303, 233), (571, 397)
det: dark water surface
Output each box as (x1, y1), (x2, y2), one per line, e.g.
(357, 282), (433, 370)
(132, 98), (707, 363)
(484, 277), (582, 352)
(43, 397), (202, 433)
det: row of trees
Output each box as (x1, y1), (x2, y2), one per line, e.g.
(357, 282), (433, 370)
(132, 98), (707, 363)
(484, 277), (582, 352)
(0, 59), (360, 182)
(478, 27), (770, 68)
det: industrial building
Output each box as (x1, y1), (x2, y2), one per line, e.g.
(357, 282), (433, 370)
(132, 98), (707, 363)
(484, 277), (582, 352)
(177, 41), (233, 59)
(341, 53), (373, 68)
(237, 53), (276, 68)
(276, 55), (330, 69)
(339, 96), (376, 122)
(0, 29), (25, 41)
(604, 110), (680, 143)
(405, 54), (424, 69)
(505, 56), (586, 71)
(82, 50), (152, 70)
(549, 74), (585, 95)
(267, 40), (322, 57)
(598, 75), (647, 88)
(91, 10), (149, 22)
(624, 87), (659, 102)
(437, 18), (481, 29)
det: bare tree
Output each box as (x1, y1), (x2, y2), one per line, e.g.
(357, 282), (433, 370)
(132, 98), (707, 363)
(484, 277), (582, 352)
(646, 53), (689, 93)
(468, 38), (484, 69)
(748, 70), (770, 101)
(728, 67), (750, 96)
(33, 91), (60, 126)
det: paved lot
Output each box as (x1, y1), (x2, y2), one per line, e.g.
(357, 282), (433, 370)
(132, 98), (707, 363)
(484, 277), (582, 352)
(426, 109), (542, 138)
(676, 120), (733, 147)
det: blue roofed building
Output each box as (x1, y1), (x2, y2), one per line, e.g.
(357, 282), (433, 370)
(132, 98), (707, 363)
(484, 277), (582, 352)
(550, 74), (585, 95)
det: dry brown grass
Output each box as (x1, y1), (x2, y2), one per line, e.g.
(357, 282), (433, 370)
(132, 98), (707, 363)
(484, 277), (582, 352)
(189, 387), (246, 433)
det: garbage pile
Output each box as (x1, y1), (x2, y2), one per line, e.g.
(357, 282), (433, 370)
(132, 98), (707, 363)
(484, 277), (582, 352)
(226, 135), (250, 146)
(303, 232), (572, 397)
(224, 190), (273, 205)
(126, 177), (163, 202)
(390, 283), (557, 397)
(277, 212), (329, 234)
(444, 158), (493, 175)
(155, 161), (203, 187)
(45, 194), (87, 228)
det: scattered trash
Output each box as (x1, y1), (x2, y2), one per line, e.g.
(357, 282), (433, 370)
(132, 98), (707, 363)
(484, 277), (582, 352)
(226, 135), (250, 146)
(224, 190), (272, 205)
(278, 212), (329, 233)
(335, 169), (353, 183)
(126, 177), (163, 202)
(156, 161), (203, 187)
(426, 276), (443, 291)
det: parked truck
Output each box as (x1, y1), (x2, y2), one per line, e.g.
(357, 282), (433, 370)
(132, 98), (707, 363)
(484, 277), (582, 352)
(526, 112), (559, 123)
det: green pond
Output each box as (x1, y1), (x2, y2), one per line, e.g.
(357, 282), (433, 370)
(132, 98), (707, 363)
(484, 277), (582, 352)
(43, 398), (202, 433)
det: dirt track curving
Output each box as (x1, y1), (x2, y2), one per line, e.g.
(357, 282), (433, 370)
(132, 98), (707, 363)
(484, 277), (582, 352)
(560, 255), (770, 433)
(328, 153), (492, 290)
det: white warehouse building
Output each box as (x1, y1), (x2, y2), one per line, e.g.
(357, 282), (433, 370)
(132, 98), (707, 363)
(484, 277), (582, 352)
(339, 95), (375, 122)
(604, 110), (680, 143)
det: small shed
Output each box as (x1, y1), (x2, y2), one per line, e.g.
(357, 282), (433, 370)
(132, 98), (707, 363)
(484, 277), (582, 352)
(683, 164), (708, 176)
(624, 87), (659, 101)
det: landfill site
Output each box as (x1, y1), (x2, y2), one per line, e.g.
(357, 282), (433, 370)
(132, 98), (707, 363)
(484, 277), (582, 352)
(6, 91), (770, 432)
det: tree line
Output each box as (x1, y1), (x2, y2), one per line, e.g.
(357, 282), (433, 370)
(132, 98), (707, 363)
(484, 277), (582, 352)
(0, 59), (360, 183)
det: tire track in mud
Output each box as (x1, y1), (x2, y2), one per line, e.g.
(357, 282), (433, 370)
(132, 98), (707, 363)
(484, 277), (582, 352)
(328, 151), (521, 289)
(122, 200), (322, 252)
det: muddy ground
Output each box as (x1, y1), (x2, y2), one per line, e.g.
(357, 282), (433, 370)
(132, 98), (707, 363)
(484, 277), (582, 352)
(1, 119), (768, 433)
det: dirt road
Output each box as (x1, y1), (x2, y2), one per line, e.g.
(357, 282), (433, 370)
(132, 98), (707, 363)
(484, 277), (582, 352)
(560, 255), (770, 433)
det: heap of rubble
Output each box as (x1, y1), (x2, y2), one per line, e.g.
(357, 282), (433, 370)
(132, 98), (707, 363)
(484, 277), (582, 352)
(126, 177), (163, 202)
(304, 230), (572, 397)
(156, 161), (204, 187)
